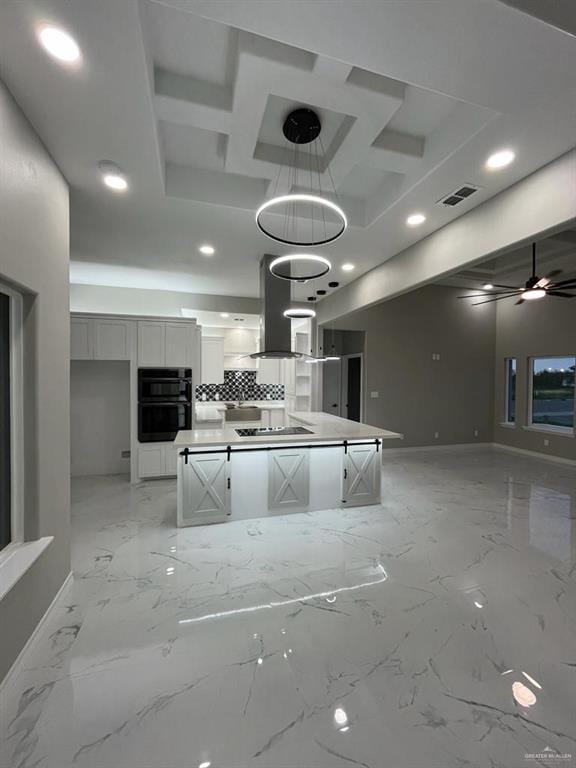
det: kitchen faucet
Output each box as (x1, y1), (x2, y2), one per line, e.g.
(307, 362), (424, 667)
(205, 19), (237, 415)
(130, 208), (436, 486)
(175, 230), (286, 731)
(238, 388), (245, 405)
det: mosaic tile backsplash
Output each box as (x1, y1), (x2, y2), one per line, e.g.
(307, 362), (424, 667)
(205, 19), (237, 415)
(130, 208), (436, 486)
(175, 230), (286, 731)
(195, 369), (284, 401)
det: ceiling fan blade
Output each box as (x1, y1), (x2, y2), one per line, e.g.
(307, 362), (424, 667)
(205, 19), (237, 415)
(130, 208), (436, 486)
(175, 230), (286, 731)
(547, 269), (563, 278)
(471, 293), (522, 305)
(457, 290), (520, 298)
(492, 283), (520, 290)
(551, 278), (576, 288)
(547, 291), (576, 298)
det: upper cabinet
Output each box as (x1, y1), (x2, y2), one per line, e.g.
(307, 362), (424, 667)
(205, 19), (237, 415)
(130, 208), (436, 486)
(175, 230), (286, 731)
(71, 316), (133, 360)
(138, 321), (197, 367)
(71, 315), (197, 368)
(201, 336), (225, 383)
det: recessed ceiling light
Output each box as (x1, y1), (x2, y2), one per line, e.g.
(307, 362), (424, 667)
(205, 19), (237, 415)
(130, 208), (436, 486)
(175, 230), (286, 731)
(482, 283), (494, 290)
(103, 174), (128, 192)
(406, 212), (426, 227)
(38, 25), (81, 64)
(199, 244), (215, 256)
(341, 263), (355, 272)
(220, 313), (230, 318)
(485, 149), (515, 170)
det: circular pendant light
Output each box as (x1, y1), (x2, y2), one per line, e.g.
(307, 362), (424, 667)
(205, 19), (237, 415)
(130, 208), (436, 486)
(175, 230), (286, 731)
(255, 108), (348, 247)
(283, 307), (317, 319)
(269, 254), (331, 282)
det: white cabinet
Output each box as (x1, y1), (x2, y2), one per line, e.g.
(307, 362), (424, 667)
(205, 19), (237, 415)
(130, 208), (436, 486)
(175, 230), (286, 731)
(268, 448), (309, 512)
(138, 444), (165, 478)
(201, 337), (224, 383)
(137, 322), (165, 367)
(138, 321), (196, 367)
(70, 317), (93, 359)
(166, 323), (195, 367)
(257, 358), (281, 384)
(71, 316), (133, 360)
(138, 442), (180, 478)
(178, 453), (231, 526)
(342, 443), (381, 506)
(94, 319), (133, 360)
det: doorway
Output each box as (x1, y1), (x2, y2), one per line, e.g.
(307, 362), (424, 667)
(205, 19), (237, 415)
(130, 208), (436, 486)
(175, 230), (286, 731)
(322, 354), (363, 422)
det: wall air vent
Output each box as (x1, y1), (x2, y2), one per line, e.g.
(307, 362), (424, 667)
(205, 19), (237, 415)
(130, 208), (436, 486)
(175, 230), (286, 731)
(437, 183), (481, 207)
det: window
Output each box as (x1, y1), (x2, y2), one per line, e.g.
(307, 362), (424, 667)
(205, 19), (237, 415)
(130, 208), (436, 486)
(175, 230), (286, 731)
(530, 356), (575, 432)
(505, 358), (516, 423)
(0, 292), (10, 550)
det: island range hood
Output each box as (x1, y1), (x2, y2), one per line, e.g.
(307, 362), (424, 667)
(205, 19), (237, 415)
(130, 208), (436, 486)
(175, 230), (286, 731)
(248, 254), (309, 360)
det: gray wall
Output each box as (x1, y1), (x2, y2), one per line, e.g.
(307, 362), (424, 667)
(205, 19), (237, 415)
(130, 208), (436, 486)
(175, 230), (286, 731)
(71, 361), (131, 477)
(494, 293), (576, 461)
(328, 285), (496, 447)
(0, 81), (70, 680)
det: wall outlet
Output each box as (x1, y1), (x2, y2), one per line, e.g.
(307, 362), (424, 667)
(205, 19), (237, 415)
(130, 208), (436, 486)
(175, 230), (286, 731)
(434, 431), (440, 439)
(121, 450), (131, 458)
(370, 391), (379, 399)
(543, 438), (550, 447)
(432, 353), (441, 361)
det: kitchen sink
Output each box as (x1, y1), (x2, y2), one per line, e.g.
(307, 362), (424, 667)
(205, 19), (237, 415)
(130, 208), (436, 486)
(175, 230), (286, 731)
(225, 407), (262, 422)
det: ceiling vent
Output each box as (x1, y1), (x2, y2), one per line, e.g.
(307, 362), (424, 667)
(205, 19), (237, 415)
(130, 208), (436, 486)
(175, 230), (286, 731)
(437, 184), (481, 207)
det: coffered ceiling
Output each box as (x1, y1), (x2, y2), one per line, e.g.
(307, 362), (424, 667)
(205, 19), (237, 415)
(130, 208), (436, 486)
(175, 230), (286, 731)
(0, 0), (575, 301)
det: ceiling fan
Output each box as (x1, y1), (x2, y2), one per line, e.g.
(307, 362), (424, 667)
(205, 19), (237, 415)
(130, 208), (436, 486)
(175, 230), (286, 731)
(459, 242), (576, 305)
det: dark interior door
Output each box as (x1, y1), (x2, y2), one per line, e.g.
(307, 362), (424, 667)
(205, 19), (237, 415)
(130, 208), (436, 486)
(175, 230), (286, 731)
(346, 356), (361, 422)
(0, 293), (11, 550)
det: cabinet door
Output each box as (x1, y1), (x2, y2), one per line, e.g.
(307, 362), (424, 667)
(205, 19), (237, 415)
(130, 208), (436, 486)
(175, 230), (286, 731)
(165, 444), (179, 476)
(94, 319), (133, 360)
(258, 358), (281, 385)
(268, 448), (309, 512)
(138, 445), (165, 478)
(201, 337), (224, 383)
(342, 443), (381, 506)
(270, 409), (285, 428)
(70, 318), (93, 360)
(165, 323), (195, 367)
(138, 322), (165, 367)
(178, 454), (230, 526)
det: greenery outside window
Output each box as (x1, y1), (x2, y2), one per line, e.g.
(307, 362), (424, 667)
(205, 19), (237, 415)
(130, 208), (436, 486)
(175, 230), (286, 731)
(529, 356), (575, 432)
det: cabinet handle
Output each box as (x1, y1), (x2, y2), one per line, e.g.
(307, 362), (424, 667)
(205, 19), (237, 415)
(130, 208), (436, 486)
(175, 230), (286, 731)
(227, 478), (231, 489)
(344, 468), (347, 479)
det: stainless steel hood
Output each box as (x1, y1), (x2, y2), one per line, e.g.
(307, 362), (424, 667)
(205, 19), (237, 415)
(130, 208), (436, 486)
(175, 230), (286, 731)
(249, 254), (305, 360)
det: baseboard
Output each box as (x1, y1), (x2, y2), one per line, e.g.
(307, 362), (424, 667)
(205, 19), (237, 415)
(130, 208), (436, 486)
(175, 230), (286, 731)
(0, 570), (73, 696)
(493, 442), (576, 467)
(382, 441), (492, 456)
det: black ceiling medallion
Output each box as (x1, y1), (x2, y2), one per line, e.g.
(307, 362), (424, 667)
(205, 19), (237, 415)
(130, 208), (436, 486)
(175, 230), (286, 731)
(255, 107), (347, 247)
(458, 242), (576, 306)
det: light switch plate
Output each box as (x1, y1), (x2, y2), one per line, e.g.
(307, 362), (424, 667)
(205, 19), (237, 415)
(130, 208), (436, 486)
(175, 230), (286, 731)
(370, 391), (379, 399)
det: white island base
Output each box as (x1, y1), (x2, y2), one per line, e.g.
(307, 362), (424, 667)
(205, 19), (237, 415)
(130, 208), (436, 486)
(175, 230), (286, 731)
(174, 413), (402, 527)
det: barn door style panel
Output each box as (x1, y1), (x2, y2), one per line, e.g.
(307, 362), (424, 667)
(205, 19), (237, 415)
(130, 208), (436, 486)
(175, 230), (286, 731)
(342, 443), (381, 506)
(268, 448), (310, 512)
(178, 453), (230, 526)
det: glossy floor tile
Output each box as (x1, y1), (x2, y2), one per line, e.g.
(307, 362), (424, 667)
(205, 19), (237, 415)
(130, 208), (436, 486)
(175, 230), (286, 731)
(2, 446), (576, 768)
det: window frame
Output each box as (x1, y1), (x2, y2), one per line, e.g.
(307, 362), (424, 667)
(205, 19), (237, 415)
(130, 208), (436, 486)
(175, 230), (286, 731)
(527, 355), (576, 436)
(504, 357), (517, 426)
(0, 281), (24, 561)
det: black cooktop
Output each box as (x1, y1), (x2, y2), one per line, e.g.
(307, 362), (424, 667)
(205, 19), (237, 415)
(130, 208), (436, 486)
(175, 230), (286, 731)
(235, 426), (313, 437)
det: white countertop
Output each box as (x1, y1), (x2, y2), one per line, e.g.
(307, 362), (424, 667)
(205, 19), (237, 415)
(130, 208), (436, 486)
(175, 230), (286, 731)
(176, 411), (403, 448)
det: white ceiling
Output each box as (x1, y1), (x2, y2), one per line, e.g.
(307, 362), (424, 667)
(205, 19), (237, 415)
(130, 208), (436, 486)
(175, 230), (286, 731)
(0, 0), (575, 302)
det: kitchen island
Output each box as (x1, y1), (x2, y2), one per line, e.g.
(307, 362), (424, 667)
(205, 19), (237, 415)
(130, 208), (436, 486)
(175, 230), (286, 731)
(174, 412), (402, 526)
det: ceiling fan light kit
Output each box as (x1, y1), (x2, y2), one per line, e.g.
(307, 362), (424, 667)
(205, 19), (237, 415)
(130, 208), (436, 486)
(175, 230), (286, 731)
(458, 242), (576, 306)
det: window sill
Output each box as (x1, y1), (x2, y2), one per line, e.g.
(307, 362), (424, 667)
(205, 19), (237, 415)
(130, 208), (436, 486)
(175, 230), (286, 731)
(0, 537), (54, 602)
(499, 422), (516, 429)
(523, 425), (574, 438)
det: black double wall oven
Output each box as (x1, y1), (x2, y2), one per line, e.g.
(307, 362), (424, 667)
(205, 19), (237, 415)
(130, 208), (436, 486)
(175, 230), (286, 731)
(138, 368), (192, 442)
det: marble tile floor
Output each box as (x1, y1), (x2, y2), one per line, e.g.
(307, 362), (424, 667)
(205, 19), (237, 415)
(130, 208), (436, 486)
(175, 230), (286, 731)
(1, 446), (576, 768)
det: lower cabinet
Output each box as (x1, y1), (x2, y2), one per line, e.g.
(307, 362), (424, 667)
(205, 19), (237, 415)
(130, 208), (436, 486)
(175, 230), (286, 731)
(178, 453), (231, 526)
(342, 443), (381, 506)
(138, 443), (180, 478)
(268, 447), (310, 512)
